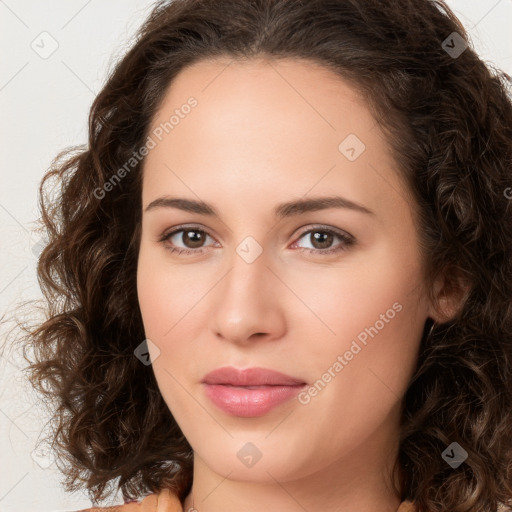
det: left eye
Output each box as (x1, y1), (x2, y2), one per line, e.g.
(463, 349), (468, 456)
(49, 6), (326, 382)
(292, 227), (354, 254)
(158, 225), (355, 256)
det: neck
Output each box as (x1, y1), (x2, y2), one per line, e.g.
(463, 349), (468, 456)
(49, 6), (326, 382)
(182, 424), (402, 512)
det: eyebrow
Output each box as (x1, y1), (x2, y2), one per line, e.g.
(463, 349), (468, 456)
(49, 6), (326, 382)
(144, 195), (375, 218)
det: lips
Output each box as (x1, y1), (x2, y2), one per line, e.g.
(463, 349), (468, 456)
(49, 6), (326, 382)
(201, 366), (307, 417)
(202, 366), (305, 386)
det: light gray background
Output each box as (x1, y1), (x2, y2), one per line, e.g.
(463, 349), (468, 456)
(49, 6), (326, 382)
(1, 1), (511, 511)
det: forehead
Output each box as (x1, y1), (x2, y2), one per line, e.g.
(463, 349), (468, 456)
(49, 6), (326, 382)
(148, 56), (375, 142)
(141, 56), (411, 223)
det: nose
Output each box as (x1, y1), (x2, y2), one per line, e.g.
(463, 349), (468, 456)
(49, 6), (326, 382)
(208, 247), (287, 347)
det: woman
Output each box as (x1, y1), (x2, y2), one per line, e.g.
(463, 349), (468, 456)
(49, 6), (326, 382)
(16, 0), (512, 511)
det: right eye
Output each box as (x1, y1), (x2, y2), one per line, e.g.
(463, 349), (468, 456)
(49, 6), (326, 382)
(158, 225), (218, 255)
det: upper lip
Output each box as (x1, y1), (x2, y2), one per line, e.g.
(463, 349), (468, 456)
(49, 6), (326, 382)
(202, 366), (306, 386)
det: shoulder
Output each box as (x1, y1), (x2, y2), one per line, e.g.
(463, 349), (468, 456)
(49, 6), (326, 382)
(75, 504), (144, 512)
(397, 500), (417, 512)
(70, 494), (413, 512)
(73, 501), (146, 512)
(73, 489), (183, 512)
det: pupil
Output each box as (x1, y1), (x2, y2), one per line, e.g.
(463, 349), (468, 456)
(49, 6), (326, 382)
(185, 230), (203, 248)
(313, 231), (332, 249)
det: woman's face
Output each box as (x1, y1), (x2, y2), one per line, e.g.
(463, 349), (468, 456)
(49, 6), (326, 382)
(137, 57), (434, 485)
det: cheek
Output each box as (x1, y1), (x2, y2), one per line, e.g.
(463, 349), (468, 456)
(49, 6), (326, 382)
(137, 246), (201, 339)
(136, 249), (197, 414)
(136, 246), (213, 389)
(298, 250), (423, 346)
(289, 259), (425, 450)
(137, 252), (169, 338)
(293, 248), (426, 410)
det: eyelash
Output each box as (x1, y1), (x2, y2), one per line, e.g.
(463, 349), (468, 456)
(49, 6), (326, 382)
(157, 224), (355, 256)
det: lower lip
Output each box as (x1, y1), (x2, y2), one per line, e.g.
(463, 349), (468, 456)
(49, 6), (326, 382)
(202, 383), (306, 417)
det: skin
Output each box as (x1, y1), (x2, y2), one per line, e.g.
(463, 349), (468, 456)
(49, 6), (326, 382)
(136, 56), (451, 512)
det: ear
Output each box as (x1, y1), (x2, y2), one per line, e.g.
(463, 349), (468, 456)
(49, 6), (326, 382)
(428, 268), (471, 324)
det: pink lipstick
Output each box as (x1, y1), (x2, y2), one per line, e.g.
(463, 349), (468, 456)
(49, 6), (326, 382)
(201, 366), (307, 417)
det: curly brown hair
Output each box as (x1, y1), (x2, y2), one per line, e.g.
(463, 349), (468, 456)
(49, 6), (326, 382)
(5, 0), (512, 510)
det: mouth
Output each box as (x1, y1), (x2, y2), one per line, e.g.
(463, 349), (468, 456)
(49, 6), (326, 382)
(201, 366), (307, 417)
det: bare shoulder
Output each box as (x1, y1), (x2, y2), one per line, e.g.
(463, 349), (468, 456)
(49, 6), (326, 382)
(72, 489), (183, 512)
